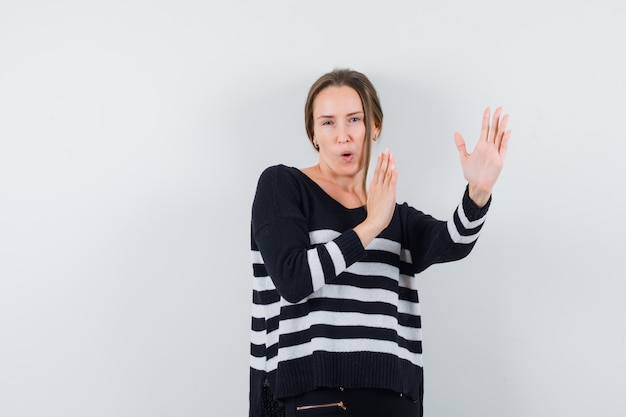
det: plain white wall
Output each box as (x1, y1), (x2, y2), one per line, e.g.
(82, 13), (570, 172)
(1, 1), (625, 416)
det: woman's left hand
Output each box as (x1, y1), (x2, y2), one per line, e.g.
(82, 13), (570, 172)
(454, 107), (511, 207)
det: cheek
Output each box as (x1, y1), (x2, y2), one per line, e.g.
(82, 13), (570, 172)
(353, 125), (367, 141)
(314, 130), (327, 142)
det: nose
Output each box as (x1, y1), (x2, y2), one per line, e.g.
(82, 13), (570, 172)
(337, 123), (350, 144)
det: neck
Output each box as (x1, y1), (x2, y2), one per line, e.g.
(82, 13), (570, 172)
(317, 163), (365, 192)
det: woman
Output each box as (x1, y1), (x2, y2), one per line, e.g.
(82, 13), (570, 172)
(249, 68), (510, 417)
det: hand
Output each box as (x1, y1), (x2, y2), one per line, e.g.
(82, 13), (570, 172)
(354, 149), (397, 247)
(454, 107), (511, 207)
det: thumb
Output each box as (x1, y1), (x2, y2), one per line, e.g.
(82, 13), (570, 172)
(454, 132), (467, 158)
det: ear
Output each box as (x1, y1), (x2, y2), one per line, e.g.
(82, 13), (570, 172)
(372, 125), (381, 141)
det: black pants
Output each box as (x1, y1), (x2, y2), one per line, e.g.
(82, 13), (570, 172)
(284, 387), (422, 417)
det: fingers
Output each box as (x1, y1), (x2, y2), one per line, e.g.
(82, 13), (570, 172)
(454, 132), (467, 158)
(372, 151), (383, 184)
(373, 149), (389, 185)
(372, 149), (396, 187)
(387, 152), (397, 187)
(380, 149), (390, 181)
(488, 107), (502, 143)
(459, 107), (511, 159)
(479, 107), (490, 143)
(499, 129), (511, 160)
(482, 106), (510, 150)
(494, 114), (509, 150)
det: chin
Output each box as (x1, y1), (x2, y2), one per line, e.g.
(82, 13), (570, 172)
(340, 165), (362, 177)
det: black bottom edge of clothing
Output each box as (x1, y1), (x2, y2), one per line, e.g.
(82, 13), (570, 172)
(283, 387), (422, 417)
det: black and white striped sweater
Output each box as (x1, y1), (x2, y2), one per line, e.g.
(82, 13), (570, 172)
(249, 165), (490, 417)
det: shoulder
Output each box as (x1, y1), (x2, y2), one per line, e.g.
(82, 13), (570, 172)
(252, 165), (308, 221)
(256, 164), (302, 190)
(257, 164), (301, 180)
(254, 164), (313, 204)
(260, 163), (296, 175)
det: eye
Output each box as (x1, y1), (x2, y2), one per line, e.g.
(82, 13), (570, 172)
(321, 120), (333, 126)
(349, 117), (361, 123)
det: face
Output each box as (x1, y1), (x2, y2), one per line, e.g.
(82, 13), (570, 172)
(312, 86), (379, 179)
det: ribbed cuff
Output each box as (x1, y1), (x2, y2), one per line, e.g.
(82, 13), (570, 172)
(334, 229), (367, 267)
(463, 185), (491, 221)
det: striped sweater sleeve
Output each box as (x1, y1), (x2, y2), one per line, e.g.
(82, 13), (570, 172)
(251, 166), (366, 303)
(403, 185), (491, 273)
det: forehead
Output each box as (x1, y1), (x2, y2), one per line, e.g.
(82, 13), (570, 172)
(313, 86), (363, 116)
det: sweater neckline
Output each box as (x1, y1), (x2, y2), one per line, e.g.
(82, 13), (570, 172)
(289, 166), (367, 212)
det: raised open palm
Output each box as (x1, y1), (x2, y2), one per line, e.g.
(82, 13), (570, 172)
(454, 107), (511, 207)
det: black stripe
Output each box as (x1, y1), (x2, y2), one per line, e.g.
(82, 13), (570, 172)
(250, 343), (265, 357)
(266, 343), (278, 359)
(398, 337), (423, 354)
(316, 245), (337, 284)
(398, 286), (419, 303)
(336, 273), (399, 292)
(253, 289), (280, 305)
(251, 317), (266, 332)
(276, 325), (423, 354)
(399, 262), (415, 275)
(398, 312), (421, 329)
(453, 210), (484, 236)
(252, 263), (268, 277)
(266, 315), (279, 333)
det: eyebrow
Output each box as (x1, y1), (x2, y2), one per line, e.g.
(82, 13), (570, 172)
(316, 111), (364, 120)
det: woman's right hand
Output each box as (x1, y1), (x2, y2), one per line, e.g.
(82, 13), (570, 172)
(354, 150), (398, 248)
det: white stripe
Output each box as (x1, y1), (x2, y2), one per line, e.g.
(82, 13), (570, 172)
(310, 232), (403, 257)
(366, 238), (401, 253)
(398, 273), (417, 289)
(251, 250), (264, 264)
(345, 262), (399, 280)
(280, 310), (422, 341)
(295, 280), (422, 316)
(301, 285), (399, 305)
(281, 311), (392, 334)
(397, 298), (421, 316)
(267, 330), (280, 352)
(278, 338), (423, 368)
(252, 275), (275, 292)
(399, 326), (423, 342)
(250, 355), (266, 371)
(266, 353), (279, 371)
(456, 202), (486, 229)
(251, 326), (291, 348)
(447, 217), (480, 244)
(251, 300), (281, 320)
(307, 247), (325, 292)
(400, 249), (412, 264)
(251, 329), (266, 346)
(256, 329), (422, 372)
(309, 229), (340, 244)
(325, 241), (346, 276)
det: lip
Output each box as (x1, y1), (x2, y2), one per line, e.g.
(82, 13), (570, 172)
(340, 151), (354, 162)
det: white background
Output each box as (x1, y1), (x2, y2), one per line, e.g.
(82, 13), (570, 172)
(1, 1), (625, 416)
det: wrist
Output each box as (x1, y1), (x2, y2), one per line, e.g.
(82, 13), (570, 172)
(468, 184), (492, 208)
(353, 219), (381, 249)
